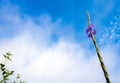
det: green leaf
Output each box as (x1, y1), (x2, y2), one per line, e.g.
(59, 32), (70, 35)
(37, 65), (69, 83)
(17, 74), (20, 79)
(20, 81), (26, 83)
(9, 71), (14, 75)
(0, 63), (5, 67)
(6, 52), (12, 56)
(3, 55), (7, 58)
(2, 71), (7, 75)
(1, 67), (5, 71)
(3, 52), (12, 61)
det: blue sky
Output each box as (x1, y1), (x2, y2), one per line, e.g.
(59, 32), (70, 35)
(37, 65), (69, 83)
(0, 0), (120, 43)
(0, 0), (120, 83)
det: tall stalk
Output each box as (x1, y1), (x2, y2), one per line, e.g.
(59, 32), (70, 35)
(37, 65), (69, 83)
(86, 11), (111, 83)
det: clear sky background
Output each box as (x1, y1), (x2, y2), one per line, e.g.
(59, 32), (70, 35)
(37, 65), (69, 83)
(0, 0), (120, 83)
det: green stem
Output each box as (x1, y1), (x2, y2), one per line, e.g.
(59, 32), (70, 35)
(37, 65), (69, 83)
(86, 11), (111, 83)
(91, 33), (111, 83)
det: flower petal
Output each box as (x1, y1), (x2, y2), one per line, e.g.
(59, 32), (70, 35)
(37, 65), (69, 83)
(89, 24), (95, 28)
(93, 29), (96, 35)
(88, 34), (92, 38)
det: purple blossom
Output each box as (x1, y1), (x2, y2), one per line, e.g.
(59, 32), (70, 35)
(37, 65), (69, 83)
(88, 34), (92, 38)
(86, 24), (96, 38)
(89, 24), (95, 28)
(92, 29), (96, 35)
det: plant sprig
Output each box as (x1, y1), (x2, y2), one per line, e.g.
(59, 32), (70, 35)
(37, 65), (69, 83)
(0, 52), (25, 83)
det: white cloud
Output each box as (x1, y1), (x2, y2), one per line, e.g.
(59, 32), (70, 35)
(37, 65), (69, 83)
(0, 1), (120, 83)
(0, 32), (105, 83)
(1, 34), (119, 83)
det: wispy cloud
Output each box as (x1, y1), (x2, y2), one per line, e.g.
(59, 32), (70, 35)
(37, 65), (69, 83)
(99, 15), (120, 45)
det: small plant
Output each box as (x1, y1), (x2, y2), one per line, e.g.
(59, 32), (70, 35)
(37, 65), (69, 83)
(0, 52), (25, 83)
(14, 74), (25, 83)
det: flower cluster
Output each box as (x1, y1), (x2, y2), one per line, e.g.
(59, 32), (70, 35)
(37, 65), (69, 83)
(86, 24), (96, 38)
